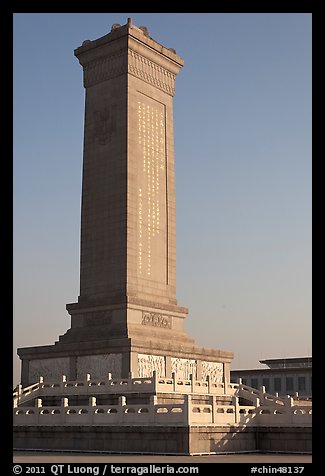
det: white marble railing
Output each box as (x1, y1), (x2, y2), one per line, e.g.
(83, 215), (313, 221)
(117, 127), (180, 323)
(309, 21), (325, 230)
(13, 375), (312, 427)
(13, 373), (228, 405)
(13, 381), (40, 402)
(226, 382), (297, 409)
(156, 376), (225, 395)
(13, 402), (186, 426)
(13, 393), (182, 426)
(13, 375), (156, 405)
(13, 395), (312, 427)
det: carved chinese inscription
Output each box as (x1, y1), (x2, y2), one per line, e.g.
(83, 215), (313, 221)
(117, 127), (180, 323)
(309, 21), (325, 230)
(142, 312), (172, 329)
(137, 94), (167, 283)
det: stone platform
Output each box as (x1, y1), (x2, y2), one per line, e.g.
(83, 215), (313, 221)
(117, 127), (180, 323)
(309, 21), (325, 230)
(13, 373), (312, 454)
(13, 425), (312, 454)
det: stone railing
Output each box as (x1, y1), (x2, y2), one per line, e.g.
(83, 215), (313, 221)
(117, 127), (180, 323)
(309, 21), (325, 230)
(13, 395), (186, 426)
(156, 375), (225, 395)
(253, 405), (312, 427)
(188, 395), (311, 427)
(13, 381), (40, 404)
(13, 373), (228, 406)
(13, 374), (156, 406)
(13, 394), (312, 428)
(227, 382), (299, 410)
(13, 375), (312, 426)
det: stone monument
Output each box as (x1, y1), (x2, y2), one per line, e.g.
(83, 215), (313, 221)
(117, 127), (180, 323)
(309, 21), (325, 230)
(14, 20), (311, 455)
(18, 19), (233, 387)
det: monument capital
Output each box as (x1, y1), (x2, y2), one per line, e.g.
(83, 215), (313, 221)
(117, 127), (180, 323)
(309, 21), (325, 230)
(74, 18), (184, 95)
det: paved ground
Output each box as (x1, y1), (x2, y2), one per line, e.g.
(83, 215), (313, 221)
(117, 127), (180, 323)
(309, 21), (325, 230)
(13, 452), (312, 464)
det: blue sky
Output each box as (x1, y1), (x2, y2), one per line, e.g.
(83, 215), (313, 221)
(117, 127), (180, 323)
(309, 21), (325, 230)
(13, 13), (312, 385)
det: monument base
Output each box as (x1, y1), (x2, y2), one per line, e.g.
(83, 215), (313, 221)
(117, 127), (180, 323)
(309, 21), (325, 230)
(18, 298), (233, 387)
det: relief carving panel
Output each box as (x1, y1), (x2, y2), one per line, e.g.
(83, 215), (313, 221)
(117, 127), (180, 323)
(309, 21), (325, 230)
(171, 358), (197, 380)
(138, 353), (166, 378)
(202, 361), (224, 383)
(77, 353), (122, 379)
(29, 357), (70, 383)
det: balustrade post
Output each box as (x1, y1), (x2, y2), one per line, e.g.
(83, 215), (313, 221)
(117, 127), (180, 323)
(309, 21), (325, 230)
(223, 363), (228, 395)
(234, 396), (239, 424)
(128, 372), (133, 392)
(152, 370), (157, 392)
(285, 395), (293, 408)
(89, 396), (96, 423)
(259, 385), (266, 404)
(119, 395), (126, 406)
(172, 372), (177, 392)
(61, 375), (67, 392)
(150, 394), (158, 405)
(16, 384), (22, 406)
(190, 373), (195, 393)
(35, 398), (42, 408)
(62, 397), (69, 407)
(207, 374), (211, 394)
(211, 395), (216, 424)
(61, 397), (69, 423)
(184, 394), (192, 425)
(149, 395), (157, 424)
(89, 396), (96, 406)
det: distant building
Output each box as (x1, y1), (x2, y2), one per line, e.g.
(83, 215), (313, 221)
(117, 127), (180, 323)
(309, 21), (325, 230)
(231, 357), (312, 399)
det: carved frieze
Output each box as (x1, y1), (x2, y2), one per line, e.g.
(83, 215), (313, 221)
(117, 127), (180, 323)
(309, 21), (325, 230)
(171, 358), (197, 380)
(128, 49), (176, 96)
(83, 51), (128, 87)
(202, 361), (223, 383)
(138, 353), (165, 378)
(82, 48), (176, 95)
(141, 312), (172, 329)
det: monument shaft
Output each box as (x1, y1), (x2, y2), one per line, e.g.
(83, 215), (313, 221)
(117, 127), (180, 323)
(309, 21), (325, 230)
(77, 20), (180, 307)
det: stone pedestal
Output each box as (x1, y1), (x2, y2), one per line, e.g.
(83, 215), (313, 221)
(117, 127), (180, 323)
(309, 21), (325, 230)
(17, 19), (233, 387)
